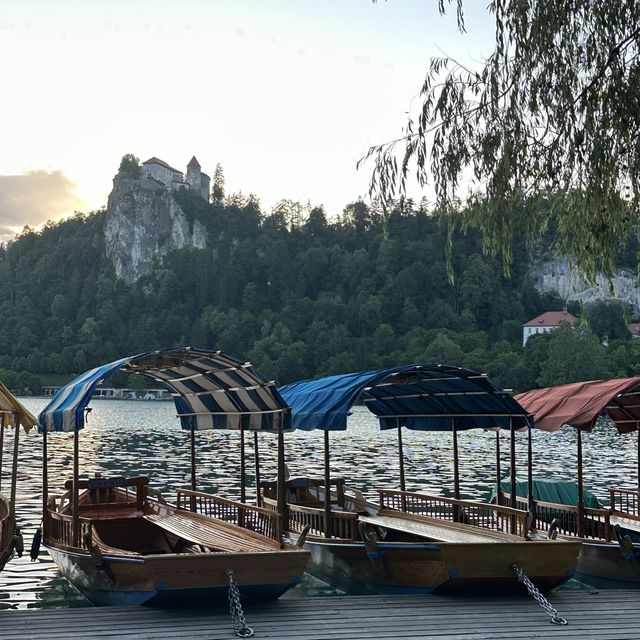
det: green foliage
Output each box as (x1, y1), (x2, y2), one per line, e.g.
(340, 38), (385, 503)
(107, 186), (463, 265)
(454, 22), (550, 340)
(364, 2), (640, 280)
(1, 193), (638, 393)
(118, 154), (141, 179)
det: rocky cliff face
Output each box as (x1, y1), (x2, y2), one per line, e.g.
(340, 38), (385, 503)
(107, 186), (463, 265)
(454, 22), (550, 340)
(105, 174), (207, 284)
(531, 257), (640, 312)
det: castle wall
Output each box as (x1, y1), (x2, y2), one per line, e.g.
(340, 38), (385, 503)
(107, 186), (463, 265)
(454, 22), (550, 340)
(200, 173), (210, 201)
(143, 163), (183, 186)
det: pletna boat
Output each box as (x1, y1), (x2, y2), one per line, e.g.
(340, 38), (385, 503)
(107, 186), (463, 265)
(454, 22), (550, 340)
(38, 348), (309, 606)
(516, 378), (640, 588)
(261, 364), (581, 594)
(0, 381), (38, 572)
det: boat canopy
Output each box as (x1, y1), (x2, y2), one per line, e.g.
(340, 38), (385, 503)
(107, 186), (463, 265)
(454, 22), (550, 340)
(279, 364), (532, 431)
(515, 378), (640, 434)
(38, 348), (290, 433)
(0, 381), (38, 432)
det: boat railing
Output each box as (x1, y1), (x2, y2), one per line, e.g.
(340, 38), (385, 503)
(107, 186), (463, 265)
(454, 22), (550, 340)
(609, 487), (640, 522)
(379, 490), (530, 538)
(506, 493), (612, 541)
(45, 509), (92, 550)
(262, 496), (359, 541)
(176, 489), (280, 541)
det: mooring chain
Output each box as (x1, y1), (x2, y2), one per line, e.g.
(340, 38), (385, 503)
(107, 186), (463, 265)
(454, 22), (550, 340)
(226, 568), (255, 638)
(511, 563), (568, 625)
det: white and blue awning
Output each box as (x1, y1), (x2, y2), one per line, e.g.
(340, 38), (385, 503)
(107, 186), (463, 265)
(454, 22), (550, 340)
(279, 364), (532, 432)
(38, 348), (290, 433)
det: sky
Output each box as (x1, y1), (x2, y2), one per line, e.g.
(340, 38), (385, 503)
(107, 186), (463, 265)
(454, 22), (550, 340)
(0, 1), (494, 239)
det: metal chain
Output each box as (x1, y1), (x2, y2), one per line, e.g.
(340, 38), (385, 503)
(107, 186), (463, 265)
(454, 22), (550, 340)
(511, 563), (568, 625)
(227, 569), (255, 638)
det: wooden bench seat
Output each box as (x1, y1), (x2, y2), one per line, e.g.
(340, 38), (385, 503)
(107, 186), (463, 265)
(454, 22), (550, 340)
(144, 512), (280, 553)
(359, 512), (521, 544)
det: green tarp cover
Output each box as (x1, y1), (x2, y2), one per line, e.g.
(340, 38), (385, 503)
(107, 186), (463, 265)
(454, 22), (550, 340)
(489, 477), (602, 508)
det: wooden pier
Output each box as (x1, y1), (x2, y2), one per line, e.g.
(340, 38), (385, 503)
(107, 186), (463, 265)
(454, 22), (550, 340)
(2, 590), (639, 639)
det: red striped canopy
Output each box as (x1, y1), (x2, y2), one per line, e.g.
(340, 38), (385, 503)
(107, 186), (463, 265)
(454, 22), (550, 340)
(515, 378), (640, 434)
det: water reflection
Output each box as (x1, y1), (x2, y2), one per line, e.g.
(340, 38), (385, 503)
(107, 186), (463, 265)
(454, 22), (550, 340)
(0, 399), (637, 608)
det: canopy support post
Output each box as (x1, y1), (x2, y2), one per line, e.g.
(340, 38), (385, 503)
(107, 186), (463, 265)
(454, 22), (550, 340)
(0, 415), (4, 492)
(577, 429), (585, 538)
(72, 428), (80, 548)
(637, 426), (639, 493)
(510, 419), (517, 533)
(527, 426), (534, 511)
(190, 427), (196, 512)
(240, 426), (246, 504)
(276, 421), (287, 546)
(324, 430), (332, 539)
(9, 414), (19, 517)
(43, 428), (49, 540)
(254, 432), (261, 506)
(397, 424), (406, 493)
(452, 418), (460, 500)
(495, 430), (501, 506)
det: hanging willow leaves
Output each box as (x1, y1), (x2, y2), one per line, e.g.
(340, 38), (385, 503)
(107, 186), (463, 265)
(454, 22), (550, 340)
(361, 1), (640, 280)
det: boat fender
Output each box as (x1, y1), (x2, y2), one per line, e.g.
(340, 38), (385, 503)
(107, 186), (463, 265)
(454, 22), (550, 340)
(296, 524), (311, 547)
(13, 525), (24, 558)
(548, 519), (559, 540)
(89, 542), (117, 583)
(613, 525), (637, 559)
(30, 527), (42, 561)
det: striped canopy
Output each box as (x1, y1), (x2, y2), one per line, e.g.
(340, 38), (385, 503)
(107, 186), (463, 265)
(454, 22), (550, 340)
(279, 364), (532, 431)
(38, 348), (290, 433)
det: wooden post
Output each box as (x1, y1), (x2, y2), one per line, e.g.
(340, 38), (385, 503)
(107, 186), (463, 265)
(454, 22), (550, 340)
(637, 427), (639, 492)
(190, 427), (197, 512)
(240, 426), (246, 504)
(577, 428), (585, 538)
(495, 429), (501, 505)
(452, 418), (460, 500)
(254, 431), (261, 505)
(72, 429), (80, 548)
(9, 414), (19, 516)
(324, 430), (332, 538)
(527, 426), (534, 510)
(510, 419), (517, 533)
(0, 414), (5, 492)
(42, 428), (49, 539)
(276, 421), (287, 545)
(397, 424), (406, 493)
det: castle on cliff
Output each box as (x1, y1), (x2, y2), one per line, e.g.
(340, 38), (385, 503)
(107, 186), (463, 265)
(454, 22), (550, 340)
(140, 156), (210, 200)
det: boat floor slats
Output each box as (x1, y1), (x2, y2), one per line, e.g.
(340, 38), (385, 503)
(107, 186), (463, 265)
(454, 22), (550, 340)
(359, 513), (513, 543)
(3, 591), (640, 639)
(144, 513), (277, 552)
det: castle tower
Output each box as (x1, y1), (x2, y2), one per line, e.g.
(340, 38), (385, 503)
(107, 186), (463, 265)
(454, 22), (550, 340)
(186, 156), (201, 191)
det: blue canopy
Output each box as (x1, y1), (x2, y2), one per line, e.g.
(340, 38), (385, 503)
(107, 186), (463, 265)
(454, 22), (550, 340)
(279, 364), (531, 432)
(38, 348), (290, 433)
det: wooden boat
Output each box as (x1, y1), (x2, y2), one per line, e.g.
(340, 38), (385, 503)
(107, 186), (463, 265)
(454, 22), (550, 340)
(266, 364), (582, 595)
(0, 382), (38, 572)
(263, 478), (581, 594)
(516, 378), (640, 588)
(38, 348), (309, 606)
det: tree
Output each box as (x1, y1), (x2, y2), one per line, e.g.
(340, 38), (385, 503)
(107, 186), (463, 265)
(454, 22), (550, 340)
(363, 2), (640, 279)
(211, 163), (225, 205)
(118, 154), (141, 178)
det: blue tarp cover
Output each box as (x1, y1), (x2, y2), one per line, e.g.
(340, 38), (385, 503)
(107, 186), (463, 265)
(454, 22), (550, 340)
(38, 348), (290, 433)
(279, 364), (532, 432)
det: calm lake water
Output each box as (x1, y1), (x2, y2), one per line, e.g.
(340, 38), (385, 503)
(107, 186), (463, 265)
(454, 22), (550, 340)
(0, 398), (638, 609)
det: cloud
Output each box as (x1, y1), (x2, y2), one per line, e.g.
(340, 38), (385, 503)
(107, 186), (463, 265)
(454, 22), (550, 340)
(0, 170), (87, 236)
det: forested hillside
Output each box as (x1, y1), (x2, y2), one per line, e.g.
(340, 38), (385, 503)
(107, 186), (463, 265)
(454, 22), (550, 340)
(1, 191), (638, 392)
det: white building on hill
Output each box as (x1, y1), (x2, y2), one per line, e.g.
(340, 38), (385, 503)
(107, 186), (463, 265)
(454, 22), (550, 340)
(522, 307), (577, 346)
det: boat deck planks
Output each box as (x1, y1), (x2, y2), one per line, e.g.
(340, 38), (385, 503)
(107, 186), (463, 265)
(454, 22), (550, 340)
(3, 590), (640, 639)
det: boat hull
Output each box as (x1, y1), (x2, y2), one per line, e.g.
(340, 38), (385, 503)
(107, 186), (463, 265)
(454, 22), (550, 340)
(295, 535), (579, 595)
(574, 540), (640, 588)
(47, 544), (307, 607)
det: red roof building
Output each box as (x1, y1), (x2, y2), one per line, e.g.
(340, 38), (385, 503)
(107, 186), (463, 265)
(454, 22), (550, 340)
(522, 307), (577, 346)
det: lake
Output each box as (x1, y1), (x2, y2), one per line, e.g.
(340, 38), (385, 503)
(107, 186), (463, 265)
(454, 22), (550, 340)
(0, 398), (638, 609)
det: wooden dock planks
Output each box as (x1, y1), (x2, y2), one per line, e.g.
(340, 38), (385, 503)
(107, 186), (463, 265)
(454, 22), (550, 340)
(2, 590), (640, 639)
